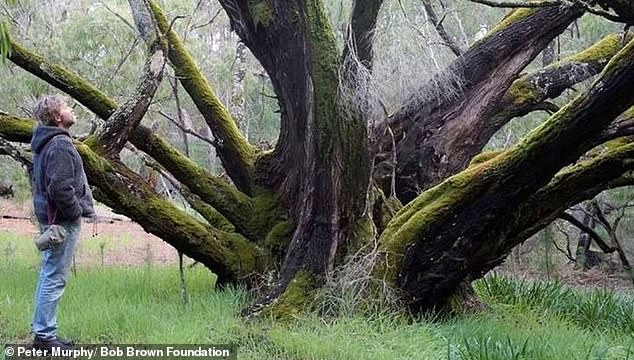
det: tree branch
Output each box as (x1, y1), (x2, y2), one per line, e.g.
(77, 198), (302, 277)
(467, 0), (561, 8)
(157, 110), (216, 147)
(93, 0), (167, 156)
(99, 0), (136, 33)
(148, 0), (255, 195)
(96, 42), (166, 156)
(0, 112), (33, 143)
(75, 141), (263, 285)
(343, 0), (383, 70)
(468, 0), (629, 23)
(558, 212), (615, 253)
(422, 0), (462, 57)
(552, 221), (576, 262)
(511, 143), (634, 256)
(600, 108), (634, 142)
(138, 151), (236, 232)
(0, 137), (31, 170)
(492, 33), (629, 129)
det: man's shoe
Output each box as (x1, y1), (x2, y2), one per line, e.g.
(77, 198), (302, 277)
(32, 336), (74, 350)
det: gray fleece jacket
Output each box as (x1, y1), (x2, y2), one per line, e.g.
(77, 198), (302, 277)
(31, 125), (95, 224)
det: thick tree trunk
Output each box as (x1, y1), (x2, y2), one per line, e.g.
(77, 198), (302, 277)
(218, 0), (372, 315)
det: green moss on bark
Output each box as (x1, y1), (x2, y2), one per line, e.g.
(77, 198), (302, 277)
(0, 114), (34, 142)
(265, 220), (294, 258)
(469, 151), (503, 167)
(568, 33), (622, 63)
(373, 165), (487, 283)
(249, 0), (274, 28)
(488, 8), (536, 39)
(261, 270), (315, 320)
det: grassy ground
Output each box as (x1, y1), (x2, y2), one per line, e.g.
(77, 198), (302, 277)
(1, 230), (633, 360)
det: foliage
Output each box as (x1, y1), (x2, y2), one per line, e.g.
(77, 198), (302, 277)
(476, 274), (634, 335)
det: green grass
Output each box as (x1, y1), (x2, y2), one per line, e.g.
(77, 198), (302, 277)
(1, 231), (633, 359)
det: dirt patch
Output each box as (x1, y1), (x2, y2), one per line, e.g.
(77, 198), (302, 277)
(0, 199), (179, 267)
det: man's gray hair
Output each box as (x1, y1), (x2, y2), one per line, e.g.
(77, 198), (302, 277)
(33, 95), (67, 126)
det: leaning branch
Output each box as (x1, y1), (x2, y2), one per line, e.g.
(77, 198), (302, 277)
(0, 112), (33, 143)
(94, 0), (167, 157)
(468, 0), (561, 7)
(96, 40), (166, 156)
(75, 141), (262, 285)
(510, 143), (634, 256)
(148, 0), (255, 195)
(422, 0), (462, 57)
(492, 33), (630, 128)
(600, 106), (634, 142)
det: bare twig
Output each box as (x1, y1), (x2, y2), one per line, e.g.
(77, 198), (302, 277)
(553, 220), (576, 261)
(422, 0), (462, 56)
(467, 0), (561, 8)
(99, 1), (136, 32)
(468, 0), (627, 23)
(558, 212), (615, 253)
(190, 8), (223, 31)
(157, 110), (217, 147)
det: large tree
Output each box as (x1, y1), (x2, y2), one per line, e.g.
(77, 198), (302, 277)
(2, 0), (634, 316)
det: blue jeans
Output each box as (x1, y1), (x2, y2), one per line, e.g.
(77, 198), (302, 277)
(32, 219), (81, 340)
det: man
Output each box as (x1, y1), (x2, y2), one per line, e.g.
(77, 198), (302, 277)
(30, 95), (95, 350)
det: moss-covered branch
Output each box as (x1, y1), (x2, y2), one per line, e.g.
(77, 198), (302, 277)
(8, 40), (118, 118)
(508, 142), (634, 248)
(0, 112), (33, 142)
(148, 0), (255, 195)
(129, 126), (282, 241)
(493, 33), (630, 127)
(76, 142), (264, 285)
